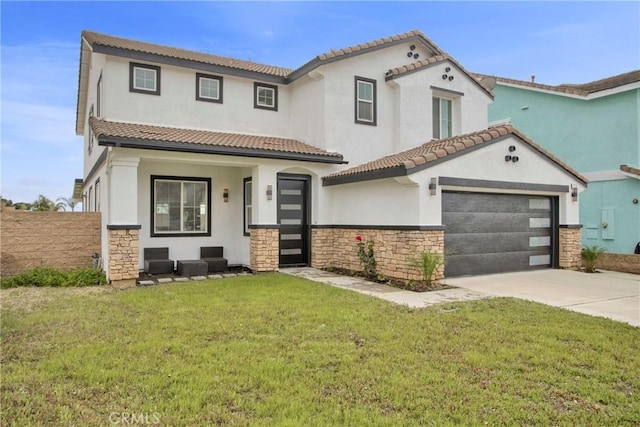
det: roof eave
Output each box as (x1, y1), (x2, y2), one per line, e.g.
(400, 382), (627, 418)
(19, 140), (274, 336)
(75, 37), (93, 135)
(97, 137), (346, 164)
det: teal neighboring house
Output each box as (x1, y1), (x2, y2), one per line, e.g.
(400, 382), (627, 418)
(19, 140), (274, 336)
(480, 71), (640, 254)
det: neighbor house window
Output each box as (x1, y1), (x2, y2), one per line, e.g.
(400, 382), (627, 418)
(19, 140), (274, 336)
(196, 73), (223, 103)
(355, 76), (376, 125)
(243, 177), (252, 236)
(88, 186), (93, 212)
(254, 82), (278, 111)
(151, 176), (211, 237)
(96, 73), (103, 117)
(130, 62), (161, 95)
(94, 178), (100, 212)
(432, 97), (452, 139)
(88, 105), (94, 155)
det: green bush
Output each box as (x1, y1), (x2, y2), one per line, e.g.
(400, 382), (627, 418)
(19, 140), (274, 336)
(408, 251), (446, 288)
(1, 267), (106, 289)
(581, 245), (606, 273)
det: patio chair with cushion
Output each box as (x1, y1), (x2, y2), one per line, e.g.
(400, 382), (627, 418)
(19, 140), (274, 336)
(144, 247), (175, 274)
(200, 246), (228, 273)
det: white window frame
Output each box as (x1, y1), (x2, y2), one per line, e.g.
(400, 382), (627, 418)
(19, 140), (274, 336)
(130, 62), (161, 95)
(432, 96), (453, 139)
(254, 82), (278, 111)
(243, 178), (252, 236)
(196, 73), (223, 103)
(151, 176), (211, 237)
(355, 76), (376, 125)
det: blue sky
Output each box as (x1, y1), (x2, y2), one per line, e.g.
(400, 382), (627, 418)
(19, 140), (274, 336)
(1, 1), (638, 205)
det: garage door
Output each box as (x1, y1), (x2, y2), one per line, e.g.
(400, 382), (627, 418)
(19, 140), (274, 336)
(443, 192), (555, 277)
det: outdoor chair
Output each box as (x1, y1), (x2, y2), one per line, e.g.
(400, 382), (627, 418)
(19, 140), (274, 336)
(144, 247), (175, 274)
(200, 246), (228, 273)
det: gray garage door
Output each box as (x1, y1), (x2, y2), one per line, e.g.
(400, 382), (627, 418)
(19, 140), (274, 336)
(443, 192), (555, 277)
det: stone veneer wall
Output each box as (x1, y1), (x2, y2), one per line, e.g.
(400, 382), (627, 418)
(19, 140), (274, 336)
(107, 228), (139, 282)
(596, 253), (640, 274)
(0, 208), (101, 277)
(559, 226), (582, 269)
(250, 227), (279, 272)
(312, 227), (445, 281)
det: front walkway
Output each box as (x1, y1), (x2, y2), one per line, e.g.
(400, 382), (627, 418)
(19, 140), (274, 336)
(281, 267), (491, 308)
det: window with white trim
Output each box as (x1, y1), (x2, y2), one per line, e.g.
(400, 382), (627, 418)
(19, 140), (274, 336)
(96, 73), (103, 117)
(151, 176), (211, 237)
(254, 82), (278, 111)
(196, 73), (223, 103)
(88, 105), (94, 155)
(130, 62), (161, 95)
(432, 97), (452, 139)
(243, 177), (252, 236)
(355, 76), (376, 125)
(94, 178), (100, 212)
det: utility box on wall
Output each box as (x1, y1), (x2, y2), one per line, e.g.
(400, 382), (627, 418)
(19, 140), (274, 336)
(601, 208), (615, 240)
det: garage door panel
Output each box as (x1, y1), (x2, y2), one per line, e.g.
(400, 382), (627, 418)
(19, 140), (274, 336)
(443, 192), (554, 277)
(443, 193), (550, 214)
(445, 232), (550, 255)
(446, 252), (549, 277)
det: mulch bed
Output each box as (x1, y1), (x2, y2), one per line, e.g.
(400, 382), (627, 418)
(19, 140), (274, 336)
(323, 267), (454, 293)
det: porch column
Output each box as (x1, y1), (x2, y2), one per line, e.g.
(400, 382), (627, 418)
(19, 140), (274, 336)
(107, 156), (141, 287)
(559, 225), (583, 269)
(249, 225), (280, 272)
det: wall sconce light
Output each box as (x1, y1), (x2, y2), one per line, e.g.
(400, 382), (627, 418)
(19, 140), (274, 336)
(571, 185), (578, 202)
(512, 156), (519, 163)
(266, 185), (273, 201)
(508, 145), (516, 152)
(505, 155), (512, 162)
(429, 178), (437, 195)
(223, 188), (229, 203)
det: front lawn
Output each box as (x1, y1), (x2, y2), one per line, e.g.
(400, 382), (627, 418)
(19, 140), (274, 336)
(1, 274), (638, 425)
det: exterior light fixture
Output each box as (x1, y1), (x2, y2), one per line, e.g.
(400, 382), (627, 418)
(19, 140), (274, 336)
(505, 155), (512, 162)
(512, 156), (519, 163)
(429, 178), (437, 195)
(571, 185), (578, 202)
(266, 185), (273, 200)
(223, 188), (229, 202)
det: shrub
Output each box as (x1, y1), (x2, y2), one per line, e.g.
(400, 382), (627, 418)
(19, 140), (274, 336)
(408, 251), (446, 288)
(355, 235), (377, 278)
(0, 267), (106, 289)
(581, 245), (606, 273)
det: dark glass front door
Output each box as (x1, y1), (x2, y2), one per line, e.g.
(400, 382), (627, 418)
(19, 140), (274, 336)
(277, 175), (309, 266)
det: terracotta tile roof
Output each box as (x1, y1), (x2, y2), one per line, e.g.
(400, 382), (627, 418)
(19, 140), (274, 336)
(89, 118), (344, 162)
(474, 70), (640, 96)
(620, 164), (640, 177)
(323, 125), (586, 185)
(82, 30), (293, 78)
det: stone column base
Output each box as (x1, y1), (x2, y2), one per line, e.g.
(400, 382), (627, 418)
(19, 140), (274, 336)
(107, 226), (140, 284)
(559, 225), (583, 269)
(250, 226), (279, 272)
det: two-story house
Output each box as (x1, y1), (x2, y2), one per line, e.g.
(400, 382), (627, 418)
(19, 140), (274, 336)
(482, 71), (640, 255)
(74, 30), (587, 286)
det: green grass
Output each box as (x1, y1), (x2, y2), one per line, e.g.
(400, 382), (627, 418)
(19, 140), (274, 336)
(1, 273), (638, 425)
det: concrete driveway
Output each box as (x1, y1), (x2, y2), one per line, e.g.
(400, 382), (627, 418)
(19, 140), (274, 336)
(444, 269), (640, 327)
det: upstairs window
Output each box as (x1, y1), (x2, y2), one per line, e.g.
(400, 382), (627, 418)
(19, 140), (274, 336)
(355, 76), (376, 125)
(130, 62), (161, 95)
(196, 73), (223, 103)
(432, 97), (452, 139)
(151, 176), (211, 237)
(254, 82), (278, 111)
(88, 105), (94, 155)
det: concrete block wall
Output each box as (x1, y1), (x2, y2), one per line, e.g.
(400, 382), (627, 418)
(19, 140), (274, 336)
(0, 208), (101, 277)
(312, 227), (445, 281)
